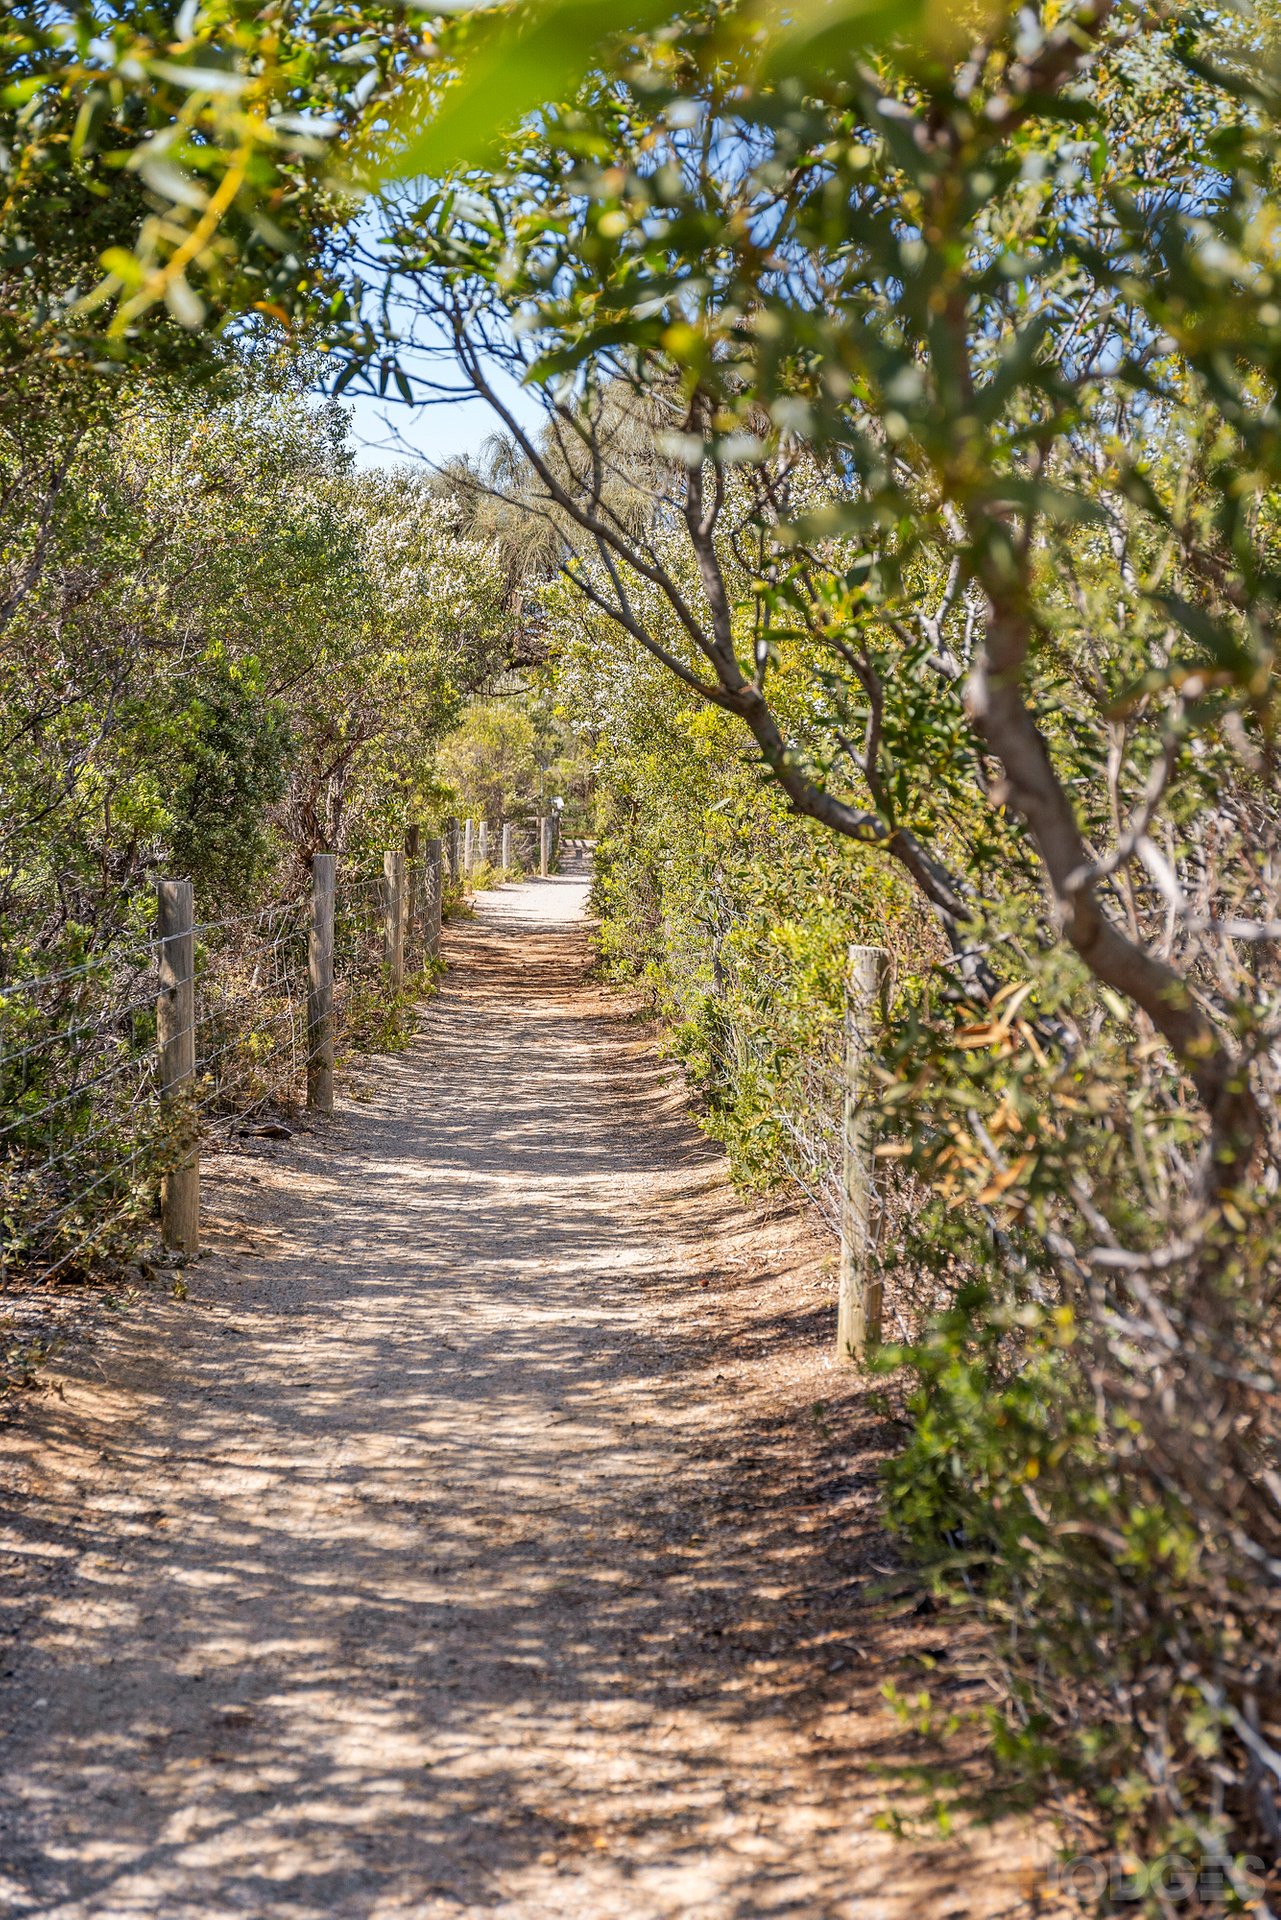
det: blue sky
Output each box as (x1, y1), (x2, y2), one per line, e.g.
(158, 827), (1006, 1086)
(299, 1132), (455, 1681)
(327, 237), (548, 472)
(326, 196), (553, 474)
(341, 378), (545, 471)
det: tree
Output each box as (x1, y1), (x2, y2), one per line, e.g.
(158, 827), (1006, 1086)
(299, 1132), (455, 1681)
(5, 0), (928, 367)
(293, 465), (520, 861)
(368, 1), (1277, 1189)
(0, 361), (520, 966)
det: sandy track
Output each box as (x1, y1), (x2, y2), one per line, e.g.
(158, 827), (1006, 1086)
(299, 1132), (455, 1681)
(0, 859), (1043, 1919)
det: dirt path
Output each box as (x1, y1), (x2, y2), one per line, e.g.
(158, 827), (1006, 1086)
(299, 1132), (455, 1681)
(0, 859), (1045, 1919)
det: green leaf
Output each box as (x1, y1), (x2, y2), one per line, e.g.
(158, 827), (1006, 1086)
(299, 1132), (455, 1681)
(379, 0), (669, 182)
(331, 356), (364, 397)
(1150, 594), (1252, 672)
(98, 247), (145, 290)
(377, 0), (928, 184)
(757, 0), (926, 82)
(146, 61), (252, 97)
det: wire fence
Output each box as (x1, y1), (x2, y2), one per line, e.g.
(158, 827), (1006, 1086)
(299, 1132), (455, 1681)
(0, 860), (419, 1292)
(659, 904), (941, 1350)
(0, 939), (165, 1289)
(658, 894), (851, 1235)
(196, 898), (311, 1130)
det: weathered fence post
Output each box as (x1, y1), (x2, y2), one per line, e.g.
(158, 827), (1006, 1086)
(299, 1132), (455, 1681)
(501, 821), (513, 871)
(307, 852), (336, 1114)
(836, 943), (889, 1363)
(539, 816), (551, 877)
(446, 817), (460, 883)
(384, 850), (405, 992)
(157, 878), (199, 1254)
(478, 819), (489, 866)
(463, 819), (474, 877)
(425, 836), (443, 958)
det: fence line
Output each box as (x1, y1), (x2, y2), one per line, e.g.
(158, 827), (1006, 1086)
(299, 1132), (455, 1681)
(661, 904), (890, 1363)
(2, 828), (880, 1377)
(0, 819), (553, 1294)
(0, 841), (469, 1291)
(17, 838), (840, 1371)
(454, 813), (561, 881)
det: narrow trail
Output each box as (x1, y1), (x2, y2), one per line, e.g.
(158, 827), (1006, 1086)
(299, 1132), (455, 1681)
(0, 860), (1039, 1920)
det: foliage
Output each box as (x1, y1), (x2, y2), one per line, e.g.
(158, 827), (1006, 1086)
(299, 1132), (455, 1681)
(0, 0), (418, 360)
(425, 4), (1281, 1886)
(575, 634), (935, 1212)
(0, 366), (514, 962)
(288, 464), (515, 862)
(1, 0), (931, 378)
(434, 698), (540, 823)
(165, 656), (292, 906)
(338, 959), (441, 1057)
(381, 0), (1278, 1165)
(574, 578), (1281, 1890)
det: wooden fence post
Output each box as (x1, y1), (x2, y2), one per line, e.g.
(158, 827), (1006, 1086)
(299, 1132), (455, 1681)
(425, 836), (443, 958)
(307, 852), (335, 1114)
(501, 821), (512, 871)
(463, 819), (474, 877)
(478, 819), (489, 866)
(404, 824), (422, 973)
(405, 860), (416, 967)
(836, 943), (889, 1363)
(157, 878), (199, 1254)
(407, 863), (422, 973)
(539, 816), (550, 877)
(383, 851), (405, 992)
